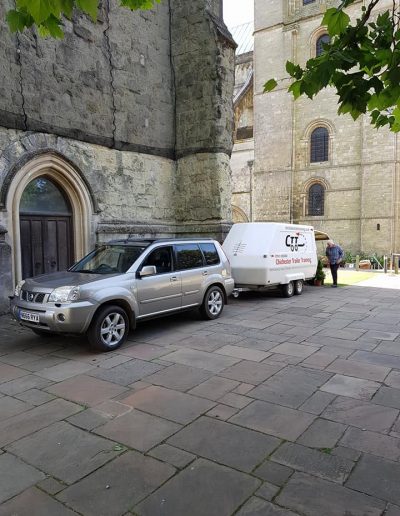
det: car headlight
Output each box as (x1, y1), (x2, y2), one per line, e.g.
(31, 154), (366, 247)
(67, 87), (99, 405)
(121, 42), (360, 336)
(14, 280), (25, 297)
(49, 286), (80, 303)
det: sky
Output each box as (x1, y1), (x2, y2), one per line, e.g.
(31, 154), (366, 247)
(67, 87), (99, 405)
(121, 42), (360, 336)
(223, 0), (254, 29)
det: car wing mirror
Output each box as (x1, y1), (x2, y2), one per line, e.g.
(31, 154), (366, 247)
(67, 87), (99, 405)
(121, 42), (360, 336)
(139, 265), (157, 278)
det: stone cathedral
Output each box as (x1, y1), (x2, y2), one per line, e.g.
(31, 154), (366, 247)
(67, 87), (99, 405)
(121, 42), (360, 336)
(231, 0), (400, 257)
(0, 0), (235, 312)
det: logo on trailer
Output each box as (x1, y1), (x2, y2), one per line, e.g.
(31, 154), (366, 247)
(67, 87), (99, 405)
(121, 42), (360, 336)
(285, 233), (306, 252)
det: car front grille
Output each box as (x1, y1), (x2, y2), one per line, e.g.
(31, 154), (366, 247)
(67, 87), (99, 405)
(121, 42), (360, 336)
(21, 291), (46, 303)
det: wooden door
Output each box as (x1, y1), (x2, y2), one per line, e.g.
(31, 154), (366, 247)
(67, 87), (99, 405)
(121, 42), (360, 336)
(20, 215), (74, 279)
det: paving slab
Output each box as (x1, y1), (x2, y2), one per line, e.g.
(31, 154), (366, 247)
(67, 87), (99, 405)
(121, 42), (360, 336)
(299, 391), (336, 415)
(206, 403), (239, 420)
(0, 487), (74, 516)
(347, 454), (400, 506)
(0, 374), (53, 396)
(37, 477), (66, 495)
(254, 460), (294, 486)
(36, 360), (94, 381)
(219, 360), (284, 384)
(135, 458), (260, 516)
(7, 421), (122, 483)
(301, 351), (338, 369)
(231, 400), (315, 441)
(144, 363), (212, 391)
(326, 358), (390, 382)
(120, 385), (215, 424)
(0, 453), (45, 504)
(58, 451), (176, 516)
(297, 418), (346, 448)
(271, 442), (353, 483)
(187, 375), (239, 400)
(168, 416), (280, 472)
(385, 371), (400, 389)
(305, 335), (377, 351)
(67, 408), (110, 430)
(0, 363), (28, 384)
(218, 392), (252, 408)
(215, 344), (270, 362)
(94, 409), (181, 451)
(0, 398), (82, 447)
(249, 366), (332, 409)
(350, 350), (400, 369)
(255, 482), (280, 501)
(373, 386), (400, 409)
(320, 374), (380, 401)
(148, 443), (195, 469)
(322, 396), (399, 433)
(0, 396), (33, 421)
(45, 374), (127, 406)
(161, 348), (240, 372)
(340, 426), (400, 461)
(277, 472), (385, 516)
(88, 359), (164, 386)
(268, 343), (320, 359)
(236, 497), (299, 516)
(118, 343), (173, 360)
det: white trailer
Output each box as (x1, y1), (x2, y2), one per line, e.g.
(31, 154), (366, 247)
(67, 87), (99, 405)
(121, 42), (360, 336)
(223, 223), (318, 297)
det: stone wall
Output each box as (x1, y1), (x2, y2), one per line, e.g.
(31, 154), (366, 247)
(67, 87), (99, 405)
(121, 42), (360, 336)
(0, 0), (175, 157)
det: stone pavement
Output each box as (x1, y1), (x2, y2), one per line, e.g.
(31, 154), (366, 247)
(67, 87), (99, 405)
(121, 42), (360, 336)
(1, 282), (400, 515)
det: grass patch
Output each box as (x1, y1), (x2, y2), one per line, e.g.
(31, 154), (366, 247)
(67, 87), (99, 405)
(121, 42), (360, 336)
(324, 269), (376, 287)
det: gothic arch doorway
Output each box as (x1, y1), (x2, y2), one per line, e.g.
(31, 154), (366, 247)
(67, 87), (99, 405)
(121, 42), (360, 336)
(6, 153), (93, 283)
(19, 177), (75, 278)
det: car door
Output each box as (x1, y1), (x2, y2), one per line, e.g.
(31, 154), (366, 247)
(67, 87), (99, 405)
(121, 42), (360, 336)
(136, 246), (182, 316)
(174, 243), (208, 307)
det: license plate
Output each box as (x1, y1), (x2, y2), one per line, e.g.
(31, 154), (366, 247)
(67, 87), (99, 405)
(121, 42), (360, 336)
(19, 310), (40, 323)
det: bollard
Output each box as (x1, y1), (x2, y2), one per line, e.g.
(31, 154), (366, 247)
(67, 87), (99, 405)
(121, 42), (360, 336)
(355, 255), (360, 271)
(384, 255), (388, 274)
(395, 260), (399, 275)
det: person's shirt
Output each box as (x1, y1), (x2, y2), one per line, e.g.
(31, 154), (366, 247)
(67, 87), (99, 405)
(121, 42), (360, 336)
(326, 245), (344, 264)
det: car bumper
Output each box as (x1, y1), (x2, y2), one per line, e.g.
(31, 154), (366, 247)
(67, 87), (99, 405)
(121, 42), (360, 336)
(10, 297), (97, 334)
(224, 278), (235, 297)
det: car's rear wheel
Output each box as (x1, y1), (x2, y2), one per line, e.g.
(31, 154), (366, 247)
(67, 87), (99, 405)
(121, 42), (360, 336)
(87, 305), (129, 352)
(294, 279), (303, 295)
(281, 281), (294, 298)
(200, 286), (225, 320)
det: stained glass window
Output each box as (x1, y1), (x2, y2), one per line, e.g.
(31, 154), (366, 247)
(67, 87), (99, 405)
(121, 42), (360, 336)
(20, 177), (71, 214)
(308, 183), (325, 216)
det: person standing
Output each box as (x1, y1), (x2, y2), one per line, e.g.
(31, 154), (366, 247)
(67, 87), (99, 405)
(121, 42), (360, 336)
(326, 240), (344, 288)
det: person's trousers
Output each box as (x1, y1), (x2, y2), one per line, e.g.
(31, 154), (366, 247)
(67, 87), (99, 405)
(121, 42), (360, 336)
(330, 263), (339, 285)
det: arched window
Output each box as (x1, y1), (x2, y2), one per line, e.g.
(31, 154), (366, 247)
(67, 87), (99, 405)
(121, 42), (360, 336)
(310, 127), (329, 163)
(308, 183), (325, 216)
(316, 34), (330, 57)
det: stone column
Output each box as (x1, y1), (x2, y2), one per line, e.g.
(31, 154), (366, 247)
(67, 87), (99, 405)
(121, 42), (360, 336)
(171, 0), (236, 240)
(0, 225), (12, 314)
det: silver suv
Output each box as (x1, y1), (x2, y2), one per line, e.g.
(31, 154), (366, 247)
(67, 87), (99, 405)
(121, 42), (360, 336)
(10, 238), (234, 351)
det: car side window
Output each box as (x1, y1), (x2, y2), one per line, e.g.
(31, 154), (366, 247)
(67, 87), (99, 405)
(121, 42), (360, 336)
(199, 243), (220, 266)
(175, 244), (204, 270)
(141, 246), (173, 275)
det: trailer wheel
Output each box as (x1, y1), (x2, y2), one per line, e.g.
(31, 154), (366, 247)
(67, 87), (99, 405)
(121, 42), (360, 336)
(294, 280), (303, 296)
(281, 281), (294, 298)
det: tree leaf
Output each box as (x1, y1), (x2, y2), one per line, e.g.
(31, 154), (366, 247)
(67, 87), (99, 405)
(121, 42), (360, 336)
(6, 9), (29, 32)
(286, 61), (303, 80)
(263, 78), (278, 93)
(322, 7), (350, 36)
(76, 0), (98, 21)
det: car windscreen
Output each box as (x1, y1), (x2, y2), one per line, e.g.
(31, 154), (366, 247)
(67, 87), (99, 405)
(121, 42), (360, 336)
(70, 245), (146, 275)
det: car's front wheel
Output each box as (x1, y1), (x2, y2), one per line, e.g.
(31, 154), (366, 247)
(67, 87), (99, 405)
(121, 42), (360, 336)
(200, 286), (225, 320)
(87, 305), (129, 352)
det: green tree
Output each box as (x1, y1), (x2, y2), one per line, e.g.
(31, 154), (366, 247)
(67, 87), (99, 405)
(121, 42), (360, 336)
(6, 0), (159, 39)
(264, 0), (400, 132)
